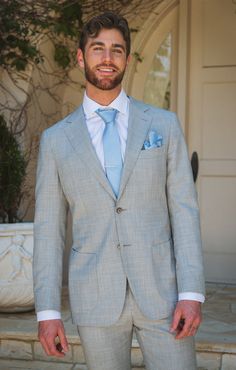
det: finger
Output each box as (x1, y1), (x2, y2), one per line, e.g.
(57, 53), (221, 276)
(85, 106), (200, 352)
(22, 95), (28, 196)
(40, 335), (64, 358)
(38, 327), (51, 356)
(176, 318), (185, 335)
(175, 318), (192, 339)
(177, 315), (202, 339)
(47, 338), (65, 358)
(188, 325), (198, 337)
(39, 336), (51, 356)
(58, 325), (69, 352)
(40, 330), (65, 358)
(170, 308), (182, 333)
(188, 317), (201, 337)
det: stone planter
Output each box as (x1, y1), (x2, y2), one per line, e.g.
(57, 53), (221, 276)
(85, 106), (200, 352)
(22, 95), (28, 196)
(0, 223), (34, 312)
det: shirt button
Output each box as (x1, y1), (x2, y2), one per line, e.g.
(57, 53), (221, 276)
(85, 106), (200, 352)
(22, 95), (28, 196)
(116, 207), (123, 214)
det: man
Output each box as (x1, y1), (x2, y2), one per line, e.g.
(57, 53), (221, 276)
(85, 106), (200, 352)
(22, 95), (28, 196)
(33, 12), (205, 370)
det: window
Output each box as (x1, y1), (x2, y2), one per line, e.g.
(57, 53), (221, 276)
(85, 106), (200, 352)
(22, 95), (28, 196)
(143, 33), (171, 110)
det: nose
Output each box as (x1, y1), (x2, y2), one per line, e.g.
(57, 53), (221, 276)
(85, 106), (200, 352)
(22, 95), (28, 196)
(102, 48), (113, 62)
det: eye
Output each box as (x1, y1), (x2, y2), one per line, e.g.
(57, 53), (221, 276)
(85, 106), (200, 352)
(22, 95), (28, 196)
(113, 48), (123, 54)
(93, 46), (103, 51)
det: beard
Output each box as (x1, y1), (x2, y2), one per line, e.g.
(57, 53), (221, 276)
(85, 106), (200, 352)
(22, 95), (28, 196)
(84, 61), (126, 91)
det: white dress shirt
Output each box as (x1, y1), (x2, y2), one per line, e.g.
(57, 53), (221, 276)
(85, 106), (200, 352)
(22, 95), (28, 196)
(37, 90), (204, 321)
(83, 89), (129, 169)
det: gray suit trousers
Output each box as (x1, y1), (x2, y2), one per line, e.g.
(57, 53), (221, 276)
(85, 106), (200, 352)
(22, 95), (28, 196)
(78, 283), (197, 370)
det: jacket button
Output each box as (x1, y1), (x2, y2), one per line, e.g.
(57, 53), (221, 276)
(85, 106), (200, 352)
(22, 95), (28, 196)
(116, 207), (123, 214)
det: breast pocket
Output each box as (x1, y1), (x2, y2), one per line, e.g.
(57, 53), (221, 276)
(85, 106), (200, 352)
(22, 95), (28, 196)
(139, 145), (165, 159)
(132, 145), (167, 194)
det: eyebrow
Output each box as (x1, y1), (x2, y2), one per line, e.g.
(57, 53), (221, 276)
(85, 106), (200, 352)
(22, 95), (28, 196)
(89, 41), (126, 52)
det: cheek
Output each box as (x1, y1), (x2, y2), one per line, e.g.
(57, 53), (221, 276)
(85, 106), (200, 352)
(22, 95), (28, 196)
(86, 54), (102, 67)
(113, 56), (127, 68)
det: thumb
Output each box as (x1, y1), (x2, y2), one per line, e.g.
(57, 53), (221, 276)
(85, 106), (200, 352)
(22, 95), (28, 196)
(58, 324), (69, 352)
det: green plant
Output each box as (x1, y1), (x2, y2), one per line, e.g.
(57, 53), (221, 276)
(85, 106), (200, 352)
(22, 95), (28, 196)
(0, 0), (83, 71)
(0, 115), (27, 223)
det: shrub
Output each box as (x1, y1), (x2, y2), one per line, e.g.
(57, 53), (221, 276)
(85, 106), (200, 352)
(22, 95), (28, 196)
(0, 115), (27, 223)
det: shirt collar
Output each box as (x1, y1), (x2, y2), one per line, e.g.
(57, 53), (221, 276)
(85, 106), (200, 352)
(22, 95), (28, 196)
(83, 89), (129, 119)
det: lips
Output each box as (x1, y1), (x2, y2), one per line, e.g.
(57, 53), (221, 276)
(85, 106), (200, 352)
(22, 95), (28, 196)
(98, 68), (115, 72)
(96, 64), (118, 74)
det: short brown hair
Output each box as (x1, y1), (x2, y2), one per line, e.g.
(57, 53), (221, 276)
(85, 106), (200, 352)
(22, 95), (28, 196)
(79, 12), (131, 57)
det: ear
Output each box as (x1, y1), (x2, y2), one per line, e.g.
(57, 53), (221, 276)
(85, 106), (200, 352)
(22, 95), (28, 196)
(126, 54), (131, 67)
(77, 49), (85, 68)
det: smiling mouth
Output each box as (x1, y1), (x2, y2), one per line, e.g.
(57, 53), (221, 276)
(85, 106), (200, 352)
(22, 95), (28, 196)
(96, 65), (118, 74)
(98, 68), (115, 72)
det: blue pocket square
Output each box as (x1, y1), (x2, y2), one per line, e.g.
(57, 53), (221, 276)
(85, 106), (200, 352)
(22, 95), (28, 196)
(142, 130), (163, 150)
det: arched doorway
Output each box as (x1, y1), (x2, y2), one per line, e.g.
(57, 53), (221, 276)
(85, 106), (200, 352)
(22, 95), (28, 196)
(125, 1), (179, 112)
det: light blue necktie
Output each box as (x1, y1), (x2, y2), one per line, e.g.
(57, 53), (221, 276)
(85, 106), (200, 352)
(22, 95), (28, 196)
(96, 108), (122, 197)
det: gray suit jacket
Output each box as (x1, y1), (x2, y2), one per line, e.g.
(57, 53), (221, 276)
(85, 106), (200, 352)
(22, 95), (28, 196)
(33, 97), (205, 326)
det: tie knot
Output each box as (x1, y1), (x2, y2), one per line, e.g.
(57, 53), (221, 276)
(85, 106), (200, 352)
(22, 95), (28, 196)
(96, 108), (118, 124)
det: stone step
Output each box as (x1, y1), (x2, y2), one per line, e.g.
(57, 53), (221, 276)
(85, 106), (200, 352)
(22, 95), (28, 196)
(1, 334), (236, 370)
(0, 283), (236, 370)
(0, 359), (144, 370)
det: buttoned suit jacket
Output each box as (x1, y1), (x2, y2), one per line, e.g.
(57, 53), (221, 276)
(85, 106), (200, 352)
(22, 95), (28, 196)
(33, 97), (205, 326)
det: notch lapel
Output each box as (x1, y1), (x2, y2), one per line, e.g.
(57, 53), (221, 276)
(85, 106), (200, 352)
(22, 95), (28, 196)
(63, 106), (116, 200)
(118, 98), (152, 200)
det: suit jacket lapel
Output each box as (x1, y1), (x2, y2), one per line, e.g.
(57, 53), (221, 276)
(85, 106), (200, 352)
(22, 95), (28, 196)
(118, 98), (152, 200)
(63, 106), (116, 200)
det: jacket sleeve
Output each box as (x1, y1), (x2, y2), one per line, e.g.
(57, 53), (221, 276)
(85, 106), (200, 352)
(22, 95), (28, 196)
(33, 130), (68, 312)
(166, 113), (205, 296)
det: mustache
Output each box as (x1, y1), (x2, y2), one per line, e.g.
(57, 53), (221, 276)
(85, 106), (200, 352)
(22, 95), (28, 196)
(96, 63), (118, 71)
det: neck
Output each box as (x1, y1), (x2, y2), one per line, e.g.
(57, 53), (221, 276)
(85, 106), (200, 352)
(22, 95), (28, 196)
(85, 83), (122, 106)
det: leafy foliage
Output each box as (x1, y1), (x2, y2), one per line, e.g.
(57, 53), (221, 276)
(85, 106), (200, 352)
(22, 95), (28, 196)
(0, 0), (83, 71)
(54, 44), (71, 68)
(0, 115), (27, 223)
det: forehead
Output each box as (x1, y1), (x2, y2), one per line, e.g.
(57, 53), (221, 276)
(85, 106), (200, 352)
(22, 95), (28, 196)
(86, 28), (126, 48)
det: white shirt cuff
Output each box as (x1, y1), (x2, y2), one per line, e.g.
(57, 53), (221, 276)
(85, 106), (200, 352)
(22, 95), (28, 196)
(37, 310), (61, 321)
(178, 292), (205, 303)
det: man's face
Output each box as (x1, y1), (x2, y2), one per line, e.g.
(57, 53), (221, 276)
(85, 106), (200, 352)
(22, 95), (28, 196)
(77, 28), (130, 91)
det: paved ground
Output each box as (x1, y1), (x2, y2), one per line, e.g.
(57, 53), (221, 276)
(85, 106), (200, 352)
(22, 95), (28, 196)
(197, 283), (236, 350)
(0, 283), (236, 369)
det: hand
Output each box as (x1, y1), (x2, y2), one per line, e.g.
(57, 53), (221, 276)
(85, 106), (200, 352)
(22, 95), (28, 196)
(38, 319), (69, 357)
(170, 300), (202, 339)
